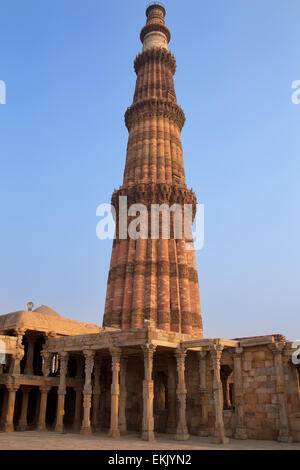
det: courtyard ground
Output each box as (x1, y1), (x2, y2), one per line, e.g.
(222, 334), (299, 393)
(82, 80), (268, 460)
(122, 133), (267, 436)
(0, 430), (299, 450)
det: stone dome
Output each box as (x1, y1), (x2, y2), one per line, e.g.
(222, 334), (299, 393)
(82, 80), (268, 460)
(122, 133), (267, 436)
(33, 305), (61, 317)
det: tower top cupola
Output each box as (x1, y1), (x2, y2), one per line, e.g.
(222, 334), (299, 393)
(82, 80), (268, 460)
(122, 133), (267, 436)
(141, 2), (171, 51)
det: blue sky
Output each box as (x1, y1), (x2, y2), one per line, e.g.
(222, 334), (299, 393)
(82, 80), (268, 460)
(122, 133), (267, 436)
(0, 0), (299, 339)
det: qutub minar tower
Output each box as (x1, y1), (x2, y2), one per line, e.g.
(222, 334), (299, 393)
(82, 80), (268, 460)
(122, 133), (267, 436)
(103, 3), (203, 337)
(0, 4), (299, 446)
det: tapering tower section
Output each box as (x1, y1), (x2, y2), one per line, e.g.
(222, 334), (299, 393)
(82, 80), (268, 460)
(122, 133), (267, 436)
(103, 4), (203, 337)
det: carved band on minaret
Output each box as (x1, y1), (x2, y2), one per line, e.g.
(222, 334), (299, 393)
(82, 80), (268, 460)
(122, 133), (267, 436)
(134, 48), (176, 76)
(125, 99), (185, 132)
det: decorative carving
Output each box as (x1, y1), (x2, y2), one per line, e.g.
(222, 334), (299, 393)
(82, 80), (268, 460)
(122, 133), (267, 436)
(134, 47), (176, 75)
(125, 99), (185, 131)
(141, 344), (156, 441)
(140, 23), (171, 44)
(112, 183), (197, 218)
(108, 347), (121, 438)
(210, 343), (229, 444)
(41, 351), (52, 377)
(82, 350), (95, 394)
(174, 348), (189, 440)
(57, 352), (68, 395)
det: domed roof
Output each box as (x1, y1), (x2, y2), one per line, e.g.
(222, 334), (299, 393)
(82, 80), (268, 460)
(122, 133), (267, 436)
(33, 305), (61, 317)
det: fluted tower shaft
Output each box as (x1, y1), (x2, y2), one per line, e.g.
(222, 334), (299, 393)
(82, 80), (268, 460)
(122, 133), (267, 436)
(103, 4), (203, 337)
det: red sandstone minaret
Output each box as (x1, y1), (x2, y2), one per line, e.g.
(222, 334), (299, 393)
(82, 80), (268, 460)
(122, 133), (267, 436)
(103, 3), (203, 337)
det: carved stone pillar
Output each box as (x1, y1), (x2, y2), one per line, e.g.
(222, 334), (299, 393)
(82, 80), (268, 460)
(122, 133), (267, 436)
(54, 354), (59, 374)
(269, 342), (293, 442)
(92, 355), (102, 432)
(9, 350), (24, 375)
(24, 334), (35, 375)
(4, 384), (19, 432)
(108, 347), (121, 438)
(141, 344), (156, 441)
(119, 356), (128, 434)
(73, 353), (84, 429)
(37, 386), (51, 430)
(41, 351), (52, 377)
(54, 352), (68, 432)
(17, 386), (31, 431)
(233, 347), (247, 439)
(166, 353), (177, 434)
(197, 350), (209, 436)
(0, 388), (8, 430)
(174, 348), (189, 441)
(11, 328), (25, 374)
(210, 344), (229, 444)
(14, 328), (25, 346)
(80, 350), (95, 435)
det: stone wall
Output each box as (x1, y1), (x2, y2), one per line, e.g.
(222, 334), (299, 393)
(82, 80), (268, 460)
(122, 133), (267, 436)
(242, 346), (279, 440)
(183, 345), (300, 441)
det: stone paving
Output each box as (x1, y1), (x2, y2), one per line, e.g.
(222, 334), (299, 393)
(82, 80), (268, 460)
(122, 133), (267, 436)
(0, 431), (299, 450)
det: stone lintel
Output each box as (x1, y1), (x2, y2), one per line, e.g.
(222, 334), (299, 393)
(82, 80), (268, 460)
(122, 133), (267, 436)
(115, 340), (148, 348)
(151, 340), (179, 349)
(239, 335), (276, 347)
(182, 338), (239, 350)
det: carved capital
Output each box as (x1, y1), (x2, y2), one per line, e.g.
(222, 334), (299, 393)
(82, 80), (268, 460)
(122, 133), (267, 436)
(198, 350), (208, 360)
(58, 352), (68, 382)
(210, 343), (224, 363)
(83, 350), (95, 371)
(268, 341), (286, 356)
(46, 331), (56, 338)
(14, 327), (26, 335)
(109, 347), (121, 364)
(41, 350), (51, 359)
(59, 351), (69, 362)
(83, 349), (95, 359)
(39, 385), (51, 394)
(109, 348), (121, 380)
(174, 348), (187, 366)
(141, 343), (156, 359)
(141, 344), (156, 381)
(6, 384), (19, 393)
(234, 347), (244, 357)
(11, 349), (24, 361)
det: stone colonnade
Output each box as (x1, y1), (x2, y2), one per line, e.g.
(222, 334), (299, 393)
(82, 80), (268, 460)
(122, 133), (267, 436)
(0, 345), (191, 441)
(0, 341), (293, 443)
(46, 345), (191, 442)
